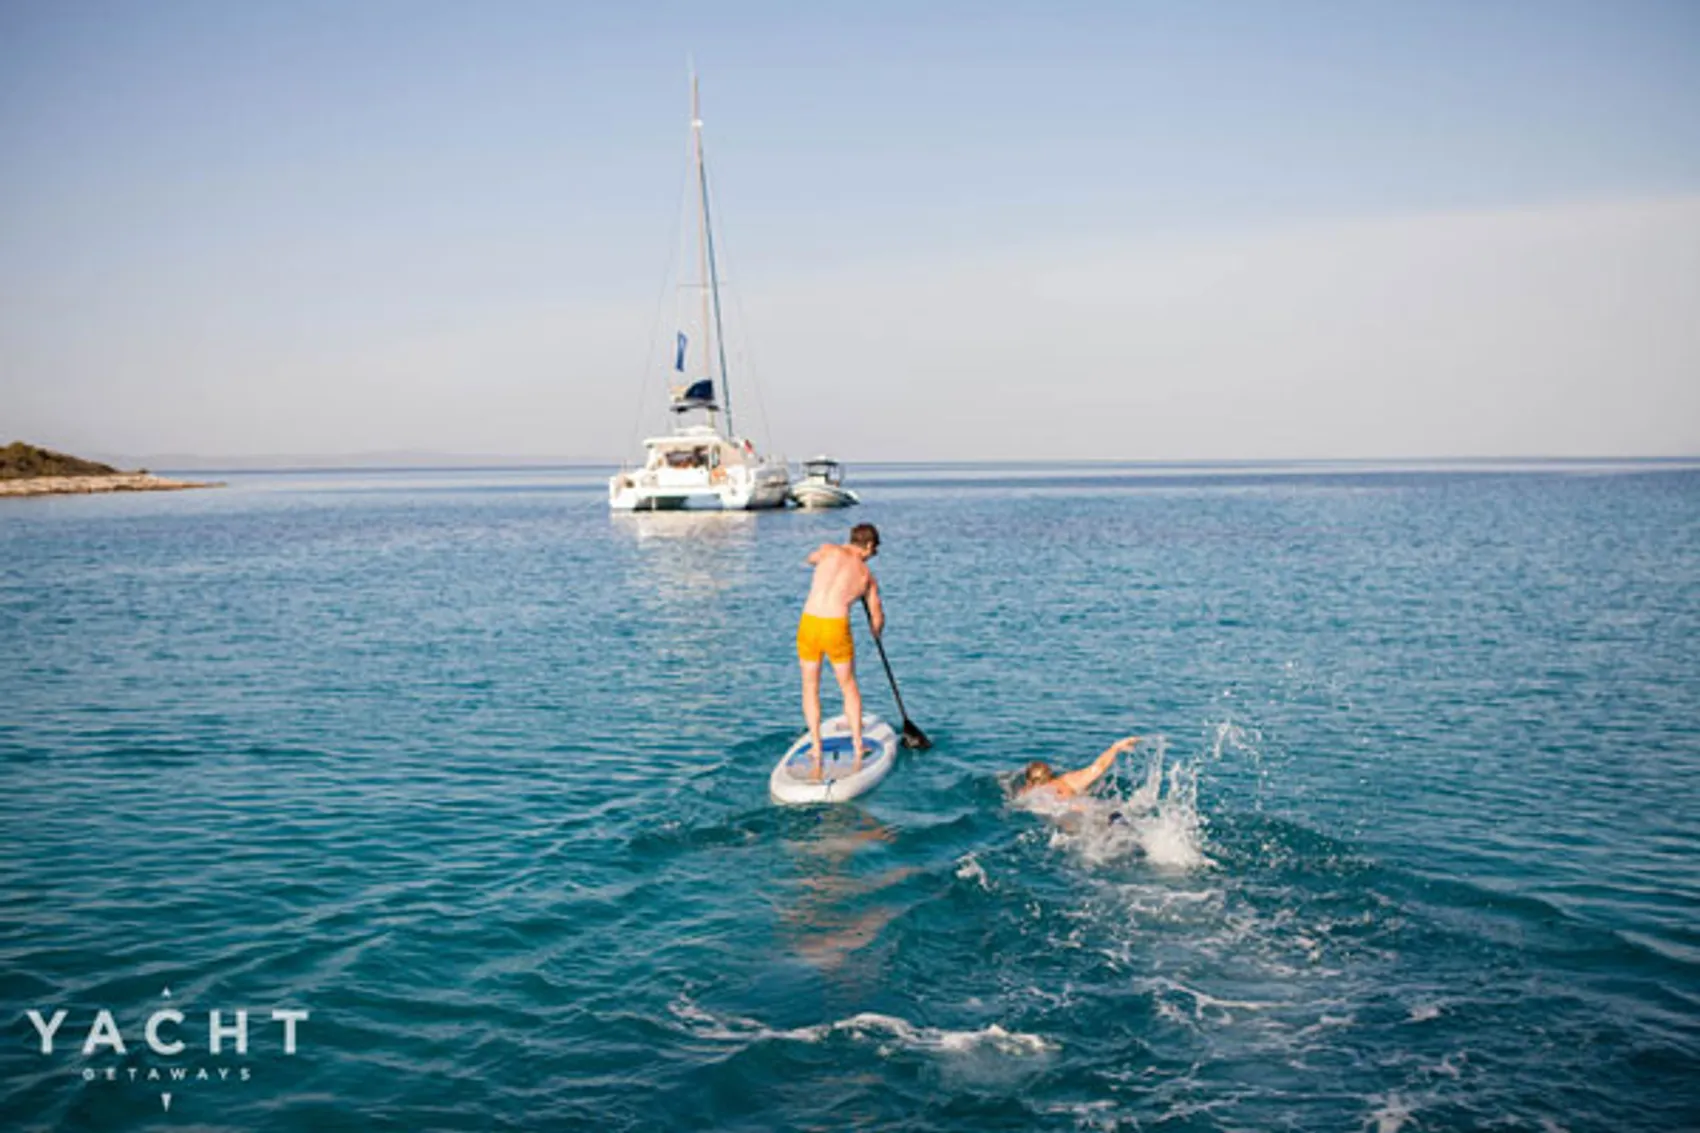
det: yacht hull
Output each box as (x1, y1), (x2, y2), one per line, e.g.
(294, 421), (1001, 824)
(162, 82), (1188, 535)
(609, 459), (790, 512)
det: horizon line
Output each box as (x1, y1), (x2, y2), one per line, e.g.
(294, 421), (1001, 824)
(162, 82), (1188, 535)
(122, 453), (1700, 475)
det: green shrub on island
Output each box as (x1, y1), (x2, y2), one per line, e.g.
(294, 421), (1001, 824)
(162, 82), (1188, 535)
(0, 442), (123, 480)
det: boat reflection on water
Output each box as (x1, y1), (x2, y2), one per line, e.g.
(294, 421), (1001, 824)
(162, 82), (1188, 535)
(613, 510), (759, 616)
(614, 508), (758, 544)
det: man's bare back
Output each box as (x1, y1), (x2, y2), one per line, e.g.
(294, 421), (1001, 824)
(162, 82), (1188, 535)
(803, 544), (883, 629)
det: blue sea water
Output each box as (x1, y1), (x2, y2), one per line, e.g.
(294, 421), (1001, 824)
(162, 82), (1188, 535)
(2, 462), (1698, 1132)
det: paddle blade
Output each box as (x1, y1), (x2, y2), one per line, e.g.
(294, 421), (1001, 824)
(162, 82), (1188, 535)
(900, 718), (931, 750)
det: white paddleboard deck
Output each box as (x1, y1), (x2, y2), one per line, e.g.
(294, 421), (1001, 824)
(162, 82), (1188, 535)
(770, 714), (899, 805)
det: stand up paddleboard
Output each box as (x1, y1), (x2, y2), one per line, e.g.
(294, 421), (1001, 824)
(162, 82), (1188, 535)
(770, 714), (899, 805)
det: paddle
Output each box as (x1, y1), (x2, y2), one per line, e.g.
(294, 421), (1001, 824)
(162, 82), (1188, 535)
(863, 597), (931, 749)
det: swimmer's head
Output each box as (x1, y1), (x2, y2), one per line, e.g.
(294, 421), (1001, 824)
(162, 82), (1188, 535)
(1023, 760), (1055, 789)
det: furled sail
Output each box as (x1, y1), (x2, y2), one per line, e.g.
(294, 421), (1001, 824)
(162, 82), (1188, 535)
(669, 378), (719, 413)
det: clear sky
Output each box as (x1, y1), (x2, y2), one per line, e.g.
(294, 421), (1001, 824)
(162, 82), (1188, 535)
(3, 0), (1697, 463)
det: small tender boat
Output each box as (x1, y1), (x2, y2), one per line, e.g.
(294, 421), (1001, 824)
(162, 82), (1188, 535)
(789, 456), (860, 509)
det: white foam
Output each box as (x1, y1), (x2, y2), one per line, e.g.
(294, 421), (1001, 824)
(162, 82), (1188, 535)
(669, 997), (781, 1042)
(669, 998), (1056, 1057)
(1152, 976), (1279, 1021)
(955, 852), (991, 890)
(1294, 1013), (1356, 1039)
(1366, 1092), (1417, 1133)
(1432, 1053), (1464, 1079)
(1040, 1099), (1121, 1131)
(833, 1013), (1056, 1056)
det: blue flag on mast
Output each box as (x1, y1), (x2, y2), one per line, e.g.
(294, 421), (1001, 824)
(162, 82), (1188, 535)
(674, 332), (687, 372)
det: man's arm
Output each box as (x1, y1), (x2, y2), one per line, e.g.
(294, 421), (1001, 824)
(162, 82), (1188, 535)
(864, 575), (885, 637)
(806, 544), (825, 566)
(1056, 735), (1140, 796)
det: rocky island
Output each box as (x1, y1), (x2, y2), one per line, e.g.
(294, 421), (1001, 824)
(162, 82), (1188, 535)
(0, 442), (222, 498)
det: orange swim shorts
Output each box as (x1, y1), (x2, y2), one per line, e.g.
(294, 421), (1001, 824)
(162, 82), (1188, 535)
(796, 613), (854, 664)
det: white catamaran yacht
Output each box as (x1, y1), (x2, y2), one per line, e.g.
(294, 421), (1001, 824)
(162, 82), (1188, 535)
(609, 77), (790, 512)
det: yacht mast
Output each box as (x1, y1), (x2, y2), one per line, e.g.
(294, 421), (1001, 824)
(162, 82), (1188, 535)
(691, 73), (736, 439)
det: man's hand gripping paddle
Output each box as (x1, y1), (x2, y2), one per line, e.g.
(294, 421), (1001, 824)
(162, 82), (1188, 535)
(863, 597), (931, 750)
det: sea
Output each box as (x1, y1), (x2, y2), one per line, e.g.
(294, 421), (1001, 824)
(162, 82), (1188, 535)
(1, 461), (1697, 1132)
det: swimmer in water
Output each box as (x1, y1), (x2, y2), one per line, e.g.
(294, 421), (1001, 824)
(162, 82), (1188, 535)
(1018, 735), (1141, 801)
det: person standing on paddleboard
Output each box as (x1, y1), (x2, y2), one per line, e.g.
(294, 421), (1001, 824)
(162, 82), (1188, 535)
(797, 523), (884, 780)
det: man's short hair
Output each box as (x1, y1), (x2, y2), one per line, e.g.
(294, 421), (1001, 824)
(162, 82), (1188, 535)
(1024, 761), (1055, 786)
(850, 523), (880, 551)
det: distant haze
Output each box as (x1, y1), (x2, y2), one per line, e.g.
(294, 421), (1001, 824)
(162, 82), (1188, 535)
(3, 3), (1697, 464)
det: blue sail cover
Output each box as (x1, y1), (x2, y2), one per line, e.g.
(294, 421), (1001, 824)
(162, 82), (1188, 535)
(670, 378), (718, 412)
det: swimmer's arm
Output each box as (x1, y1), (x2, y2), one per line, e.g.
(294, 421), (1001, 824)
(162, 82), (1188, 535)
(805, 544), (827, 566)
(1056, 736), (1140, 795)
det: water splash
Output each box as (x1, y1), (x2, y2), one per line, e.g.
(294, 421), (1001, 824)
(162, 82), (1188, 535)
(1141, 757), (1209, 870)
(1016, 736), (1213, 870)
